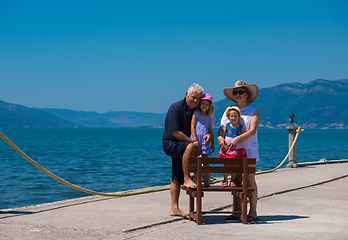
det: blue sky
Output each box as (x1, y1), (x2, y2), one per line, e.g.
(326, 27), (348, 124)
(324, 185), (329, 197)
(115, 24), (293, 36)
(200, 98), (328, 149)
(1, 0), (347, 114)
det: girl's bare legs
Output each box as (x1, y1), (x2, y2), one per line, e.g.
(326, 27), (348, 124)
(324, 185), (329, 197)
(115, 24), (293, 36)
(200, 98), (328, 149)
(202, 154), (211, 183)
(223, 164), (231, 186)
(229, 173), (236, 186)
(223, 172), (228, 183)
(203, 171), (211, 182)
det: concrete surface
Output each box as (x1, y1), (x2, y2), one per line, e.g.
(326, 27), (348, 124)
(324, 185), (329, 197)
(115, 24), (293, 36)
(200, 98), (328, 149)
(1, 162), (348, 239)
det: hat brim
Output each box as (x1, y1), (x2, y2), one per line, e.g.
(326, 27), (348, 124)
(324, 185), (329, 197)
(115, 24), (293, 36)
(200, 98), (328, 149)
(223, 84), (259, 104)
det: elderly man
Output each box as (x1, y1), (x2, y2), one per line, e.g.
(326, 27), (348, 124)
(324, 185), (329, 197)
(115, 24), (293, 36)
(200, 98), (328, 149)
(162, 83), (210, 218)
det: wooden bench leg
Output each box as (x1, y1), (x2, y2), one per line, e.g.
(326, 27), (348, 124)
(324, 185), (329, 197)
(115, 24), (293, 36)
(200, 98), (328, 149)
(189, 195), (194, 221)
(241, 196), (247, 224)
(196, 191), (202, 225)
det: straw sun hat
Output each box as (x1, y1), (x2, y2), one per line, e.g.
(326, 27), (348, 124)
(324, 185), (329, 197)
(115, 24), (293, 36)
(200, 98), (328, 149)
(223, 80), (259, 104)
(225, 106), (241, 119)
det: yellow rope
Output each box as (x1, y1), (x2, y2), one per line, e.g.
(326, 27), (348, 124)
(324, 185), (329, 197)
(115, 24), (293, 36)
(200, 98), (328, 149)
(256, 126), (302, 175)
(0, 131), (169, 197)
(0, 127), (301, 195)
(216, 126), (302, 182)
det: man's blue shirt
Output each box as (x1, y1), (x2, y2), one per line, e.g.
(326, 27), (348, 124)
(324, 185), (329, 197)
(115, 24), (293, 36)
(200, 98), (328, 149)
(162, 98), (195, 142)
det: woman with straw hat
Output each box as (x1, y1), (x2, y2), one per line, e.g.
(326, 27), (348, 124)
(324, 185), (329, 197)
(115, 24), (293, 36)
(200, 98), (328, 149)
(218, 80), (260, 221)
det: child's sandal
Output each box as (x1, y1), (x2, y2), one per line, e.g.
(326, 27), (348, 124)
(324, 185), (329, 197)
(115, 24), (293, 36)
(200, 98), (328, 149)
(222, 180), (228, 187)
(203, 181), (210, 187)
(229, 181), (236, 187)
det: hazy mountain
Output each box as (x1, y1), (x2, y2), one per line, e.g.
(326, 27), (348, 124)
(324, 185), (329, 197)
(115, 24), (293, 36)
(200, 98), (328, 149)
(39, 109), (119, 128)
(1, 79), (347, 129)
(213, 79), (348, 129)
(41, 109), (166, 128)
(0, 100), (79, 128)
(102, 111), (166, 127)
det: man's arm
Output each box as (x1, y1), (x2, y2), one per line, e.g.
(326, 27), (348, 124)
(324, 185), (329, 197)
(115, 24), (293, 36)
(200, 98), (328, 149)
(172, 131), (194, 143)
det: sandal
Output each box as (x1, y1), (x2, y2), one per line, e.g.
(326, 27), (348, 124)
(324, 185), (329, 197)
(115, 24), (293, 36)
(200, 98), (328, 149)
(247, 215), (259, 221)
(222, 180), (228, 187)
(229, 181), (236, 187)
(226, 214), (239, 220)
(203, 181), (210, 187)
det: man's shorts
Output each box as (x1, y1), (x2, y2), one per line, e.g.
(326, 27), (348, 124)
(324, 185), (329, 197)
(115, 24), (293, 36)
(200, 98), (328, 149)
(162, 140), (190, 185)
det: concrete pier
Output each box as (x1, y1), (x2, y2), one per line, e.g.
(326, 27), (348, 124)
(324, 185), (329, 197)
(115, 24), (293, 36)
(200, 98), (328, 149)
(1, 161), (348, 239)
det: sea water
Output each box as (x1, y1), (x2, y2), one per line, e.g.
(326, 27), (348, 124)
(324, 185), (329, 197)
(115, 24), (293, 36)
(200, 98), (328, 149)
(0, 128), (347, 209)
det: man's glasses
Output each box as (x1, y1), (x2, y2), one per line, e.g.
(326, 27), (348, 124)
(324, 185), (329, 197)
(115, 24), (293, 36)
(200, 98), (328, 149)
(233, 90), (245, 95)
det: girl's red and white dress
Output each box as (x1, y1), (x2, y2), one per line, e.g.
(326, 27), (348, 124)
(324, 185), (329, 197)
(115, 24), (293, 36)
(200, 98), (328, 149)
(219, 123), (247, 158)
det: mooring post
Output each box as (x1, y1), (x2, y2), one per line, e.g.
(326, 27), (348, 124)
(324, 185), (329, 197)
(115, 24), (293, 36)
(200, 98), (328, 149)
(286, 112), (297, 167)
(286, 125), (298, 167)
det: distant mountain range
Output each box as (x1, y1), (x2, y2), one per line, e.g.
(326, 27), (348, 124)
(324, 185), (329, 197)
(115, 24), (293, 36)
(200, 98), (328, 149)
(0, 79), (347, 129)
(0, 101), (165, 128)
(40, 109), (166, 128)
(213, 79), (348, 129)
(0, 100), (78, 128)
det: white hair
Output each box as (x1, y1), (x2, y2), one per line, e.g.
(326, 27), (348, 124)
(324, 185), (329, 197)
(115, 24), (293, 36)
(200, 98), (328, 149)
(187, 83), (204, 96)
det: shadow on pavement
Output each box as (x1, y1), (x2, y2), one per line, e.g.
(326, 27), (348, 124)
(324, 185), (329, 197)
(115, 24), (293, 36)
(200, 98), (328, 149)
(199, 214), (309, 225)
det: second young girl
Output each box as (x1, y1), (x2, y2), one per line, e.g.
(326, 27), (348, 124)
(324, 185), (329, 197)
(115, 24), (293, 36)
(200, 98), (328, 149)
(219, 106), (247, 187)
(190, 93), (215, 187)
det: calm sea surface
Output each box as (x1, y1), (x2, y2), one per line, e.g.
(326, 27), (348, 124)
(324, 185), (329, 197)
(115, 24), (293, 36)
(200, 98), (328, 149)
(1, 128), (347, 209)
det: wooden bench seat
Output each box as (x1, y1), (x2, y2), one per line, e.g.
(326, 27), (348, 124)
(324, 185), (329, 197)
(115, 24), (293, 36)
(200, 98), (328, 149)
(183, 157), (256, 224)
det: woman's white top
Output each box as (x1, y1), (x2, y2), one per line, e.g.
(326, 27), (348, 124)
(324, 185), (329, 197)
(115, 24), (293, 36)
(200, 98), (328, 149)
(220, 105), (259, 150)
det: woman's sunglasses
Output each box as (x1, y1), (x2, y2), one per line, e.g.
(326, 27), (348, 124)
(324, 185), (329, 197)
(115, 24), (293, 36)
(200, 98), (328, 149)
(233, 90), (245, 95)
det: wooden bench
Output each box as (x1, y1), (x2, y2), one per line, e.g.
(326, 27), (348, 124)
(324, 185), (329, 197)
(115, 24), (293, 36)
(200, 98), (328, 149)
(183, 157), (256, 224)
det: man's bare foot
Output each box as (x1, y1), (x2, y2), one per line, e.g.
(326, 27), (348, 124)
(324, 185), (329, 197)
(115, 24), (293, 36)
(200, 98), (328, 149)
(183, 179), (196, 189)
(170, 209), (189, 219)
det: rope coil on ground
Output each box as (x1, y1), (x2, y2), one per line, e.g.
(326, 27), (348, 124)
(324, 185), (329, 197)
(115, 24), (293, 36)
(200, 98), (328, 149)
(0, 128), (301, 196)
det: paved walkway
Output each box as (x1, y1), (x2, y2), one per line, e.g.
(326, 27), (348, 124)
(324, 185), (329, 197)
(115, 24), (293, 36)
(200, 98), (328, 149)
(1, 161), (348, 239)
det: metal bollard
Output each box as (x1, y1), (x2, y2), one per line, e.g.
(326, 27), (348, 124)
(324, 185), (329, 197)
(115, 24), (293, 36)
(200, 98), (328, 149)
(286, 126), (298, 168)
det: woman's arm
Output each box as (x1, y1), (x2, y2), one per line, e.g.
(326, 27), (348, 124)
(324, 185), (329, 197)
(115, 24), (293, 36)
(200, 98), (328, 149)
(241, 108), (260, 140)
(217, 124), (228, 152)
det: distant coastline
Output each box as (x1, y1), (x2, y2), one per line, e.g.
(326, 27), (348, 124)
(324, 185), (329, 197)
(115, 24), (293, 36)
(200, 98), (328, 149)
(258, 122), (347, 130)
(1, 124), (347, 130)
(1, 79), (347, 129)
